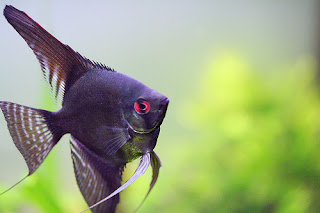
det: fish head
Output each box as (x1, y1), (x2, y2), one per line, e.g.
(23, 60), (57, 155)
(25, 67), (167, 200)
(121, 79), (169, 135)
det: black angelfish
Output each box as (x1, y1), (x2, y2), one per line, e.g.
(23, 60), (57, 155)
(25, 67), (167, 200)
(0, 5), (169, 213)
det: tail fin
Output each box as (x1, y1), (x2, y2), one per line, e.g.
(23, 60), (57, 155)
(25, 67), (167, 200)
(0, 101), (64, 176)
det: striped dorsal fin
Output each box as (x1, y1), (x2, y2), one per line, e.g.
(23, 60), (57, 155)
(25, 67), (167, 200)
(3, 5), (114, 105)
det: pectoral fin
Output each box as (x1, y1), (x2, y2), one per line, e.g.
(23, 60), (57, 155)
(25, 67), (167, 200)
(96, 126), (130, 156)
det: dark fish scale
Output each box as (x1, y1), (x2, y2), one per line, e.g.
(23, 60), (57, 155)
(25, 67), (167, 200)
(1, 5), (169, 213)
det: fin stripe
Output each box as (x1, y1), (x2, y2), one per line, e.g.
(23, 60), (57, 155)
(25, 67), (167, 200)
(70, 144), (86, 167)
(51, 68), (59, 99)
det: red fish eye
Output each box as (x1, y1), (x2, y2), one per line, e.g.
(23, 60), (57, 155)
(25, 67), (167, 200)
(134, 100), (150, 114)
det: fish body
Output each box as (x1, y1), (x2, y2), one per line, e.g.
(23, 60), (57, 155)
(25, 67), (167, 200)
(57, 70), (168, 163)
(0, 5), (168, 213)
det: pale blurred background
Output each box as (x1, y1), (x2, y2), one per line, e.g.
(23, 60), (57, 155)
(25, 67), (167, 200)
(0, 0), (319, 212)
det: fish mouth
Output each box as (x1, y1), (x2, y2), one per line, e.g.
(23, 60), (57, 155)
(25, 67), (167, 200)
(127, 121), (160, 134)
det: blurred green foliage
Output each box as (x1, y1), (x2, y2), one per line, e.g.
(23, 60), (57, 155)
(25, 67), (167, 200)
(1, 51), (320, 212)
(125, 52), (320, 213)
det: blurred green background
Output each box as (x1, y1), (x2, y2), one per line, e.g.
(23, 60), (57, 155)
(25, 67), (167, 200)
(0, 0), (320, 212)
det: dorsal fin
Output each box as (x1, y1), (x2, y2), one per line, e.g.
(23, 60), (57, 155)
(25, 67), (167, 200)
(3, 5), (114, 105)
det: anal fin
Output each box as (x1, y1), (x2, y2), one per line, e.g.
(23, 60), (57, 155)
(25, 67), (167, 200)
(80, 153), (151, 213)
(70, 136), (124, 213)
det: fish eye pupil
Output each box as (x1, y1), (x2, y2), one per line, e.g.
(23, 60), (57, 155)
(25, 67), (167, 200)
(139, 103), (146, 110)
